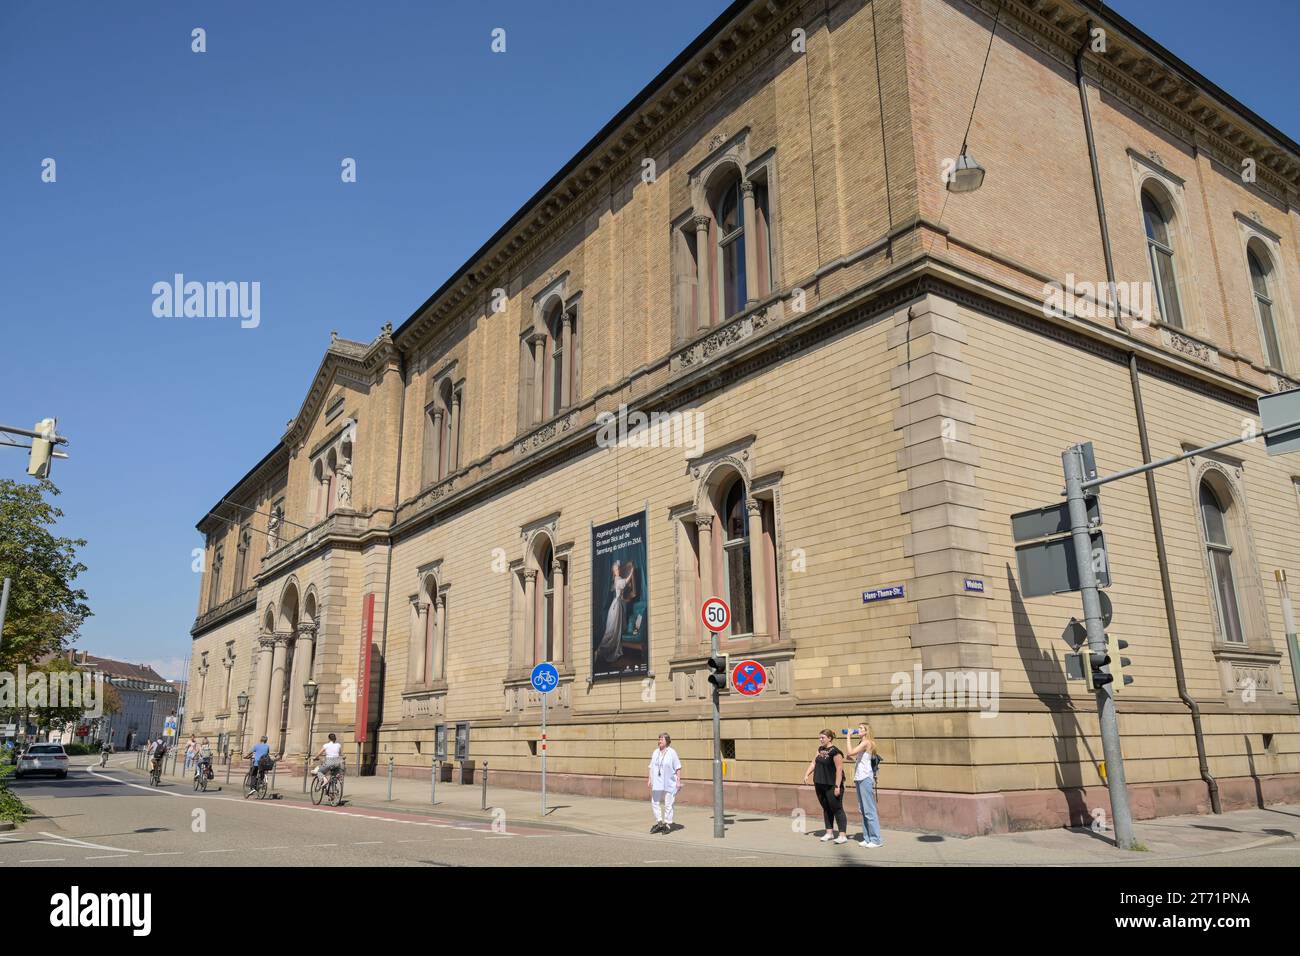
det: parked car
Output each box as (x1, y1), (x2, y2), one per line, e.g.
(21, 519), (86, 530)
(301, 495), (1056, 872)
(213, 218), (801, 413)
(15, 742), (70, 779)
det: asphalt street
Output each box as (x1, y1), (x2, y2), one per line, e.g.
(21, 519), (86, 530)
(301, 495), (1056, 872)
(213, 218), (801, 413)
(2, 757), (832, 868)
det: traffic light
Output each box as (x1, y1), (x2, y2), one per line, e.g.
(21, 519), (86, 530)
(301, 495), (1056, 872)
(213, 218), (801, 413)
(1086, 651), (1113, 690)
(27, 418), (56, 479)
(1113, 638), (1134, 691)
(707, 654), (729, 691)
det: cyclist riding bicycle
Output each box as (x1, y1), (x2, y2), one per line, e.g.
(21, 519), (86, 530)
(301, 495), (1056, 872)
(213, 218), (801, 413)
(194, 737), (214, 781)
(246, 735), (272, 795)
(313, 733), (343, 783)
(99, 740), (113, 767)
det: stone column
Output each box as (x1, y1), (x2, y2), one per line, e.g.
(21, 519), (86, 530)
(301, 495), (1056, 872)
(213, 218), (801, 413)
(448, 390), (461, 473)
(523, 570), (538, 666)
(694, 215), (712, 331)
(249, 636), (276, 744)
(745, 498), (769, 637)
(531, 335), (545, 421)
(196, 664), (209, 718)
(267, 633), (290, 753)
(411, 600), (429, 687)
(741, 180), (759, 305)
(560, 312), (573, 409)
(695, 515), (715, 645)
(222, 659), (233, 713)
(551, 559), (566, 664)
(432, 593), (447, 683)
(285, 622), (318, 756)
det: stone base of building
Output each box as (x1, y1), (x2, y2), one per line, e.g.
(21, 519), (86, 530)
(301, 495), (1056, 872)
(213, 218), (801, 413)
(349, 764), (1300, 836)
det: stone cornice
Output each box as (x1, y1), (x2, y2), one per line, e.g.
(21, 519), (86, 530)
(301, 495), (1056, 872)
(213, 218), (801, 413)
(190, 587), (257, 638)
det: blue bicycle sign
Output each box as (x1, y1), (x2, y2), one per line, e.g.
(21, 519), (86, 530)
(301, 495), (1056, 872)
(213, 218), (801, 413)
(530, 662), (559, 694)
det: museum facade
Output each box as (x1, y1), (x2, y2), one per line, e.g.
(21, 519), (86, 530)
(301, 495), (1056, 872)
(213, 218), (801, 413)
(186, 0), (1300, 834)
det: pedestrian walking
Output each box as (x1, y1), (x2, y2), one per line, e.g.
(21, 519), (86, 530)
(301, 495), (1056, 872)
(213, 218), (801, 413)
(803, 729), (848, 844)
(184, 735), (198, 771)
(647, 733), (682, 834)
(846, 721), (883, 848)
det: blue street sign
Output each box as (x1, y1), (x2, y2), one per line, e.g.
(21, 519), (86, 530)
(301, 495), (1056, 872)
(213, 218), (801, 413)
(530, 662), (559, 694)
(862, 584), (905, 604)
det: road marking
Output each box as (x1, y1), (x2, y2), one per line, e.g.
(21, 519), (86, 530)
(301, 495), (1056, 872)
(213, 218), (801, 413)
(643, 859), (674, 863)
(21, 858), (65, 863)
(198, 849), (237, 854)
(304, 843), (337, 848)
(144, 852), (183, 857)
(38, 832), (139, 854)
(352, 841), (383, 845)
(85, 854), (129, 859)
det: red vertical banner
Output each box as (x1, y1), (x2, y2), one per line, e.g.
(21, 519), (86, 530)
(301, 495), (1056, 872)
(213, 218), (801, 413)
(354, 591), (375, 743)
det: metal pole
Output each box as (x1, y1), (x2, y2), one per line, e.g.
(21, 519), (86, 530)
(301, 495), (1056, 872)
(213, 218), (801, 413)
(1277, 571), (1300, 709)
(431, 757), (437, 806)
(712, 629), (724, 839)
(541, 692), (547, 817)
(0, 577), (11, 656)
(1064, 444), (1137, 849)
(387, 755), (394, 801)
(481, 760), (488, 810)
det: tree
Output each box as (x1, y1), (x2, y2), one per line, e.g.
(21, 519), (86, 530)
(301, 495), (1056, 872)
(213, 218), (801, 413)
(0, 478), (91, 671)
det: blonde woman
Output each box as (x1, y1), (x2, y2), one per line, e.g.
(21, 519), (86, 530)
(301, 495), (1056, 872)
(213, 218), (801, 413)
(846, 721), (882, 847)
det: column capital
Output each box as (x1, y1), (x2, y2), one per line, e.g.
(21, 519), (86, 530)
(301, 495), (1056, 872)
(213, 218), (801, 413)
(258, 635), (277, 651)
(740, 178), (756, 197)
(296, 621), (318, 638)
(745, 497), (763, 516)
(523, 569), (538, 584)
(693, 214), (711, 233)
(695, 514), (714, 532)
(272, 631), (293, 646)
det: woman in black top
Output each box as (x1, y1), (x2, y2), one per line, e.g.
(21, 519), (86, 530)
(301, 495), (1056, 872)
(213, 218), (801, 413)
(802, 729), (848, 844)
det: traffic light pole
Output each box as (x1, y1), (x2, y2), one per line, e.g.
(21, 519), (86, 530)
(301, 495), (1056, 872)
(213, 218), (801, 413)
(711, 629), (724, 839)
(1063, 445), (1137, 850)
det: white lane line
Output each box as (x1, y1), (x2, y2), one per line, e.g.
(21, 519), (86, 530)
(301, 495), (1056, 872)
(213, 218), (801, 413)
(352, 841), (383, 845)
(85, 854), (129, 860)
(21, 858), (65, 863)
(38, 831), (139, 854)
(304, 843), (337, 848)
(444, 837), (473, 841)
(144, 852), (183, 857)
(643, 859), (674, 863)
(198, 849), (237, 854)
(254, 846), (290, 851)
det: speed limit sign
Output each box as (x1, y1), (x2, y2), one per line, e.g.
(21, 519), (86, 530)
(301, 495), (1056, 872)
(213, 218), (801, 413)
(701, 597), (731, 634)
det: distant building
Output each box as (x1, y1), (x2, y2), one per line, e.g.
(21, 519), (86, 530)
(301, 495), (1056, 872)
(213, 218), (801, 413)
(71, 652), (179, 749)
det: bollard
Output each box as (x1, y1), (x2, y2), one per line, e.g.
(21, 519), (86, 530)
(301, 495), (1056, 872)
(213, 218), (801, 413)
(481, 760), (488, 810)
(431, 757), (438, 806)
(387, 756), (394, 801)
(271, 759), (278, 793)
(225, 749), (232, 785)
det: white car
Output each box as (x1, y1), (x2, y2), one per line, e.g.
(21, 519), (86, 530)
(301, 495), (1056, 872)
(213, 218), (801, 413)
(15, 742), (69, 779)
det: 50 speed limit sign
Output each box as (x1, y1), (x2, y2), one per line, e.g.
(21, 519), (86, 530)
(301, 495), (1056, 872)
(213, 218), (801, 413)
(701, 597), (731, 633)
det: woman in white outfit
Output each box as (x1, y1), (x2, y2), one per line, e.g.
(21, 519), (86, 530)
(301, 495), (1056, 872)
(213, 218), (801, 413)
(647, 733), (682, 834)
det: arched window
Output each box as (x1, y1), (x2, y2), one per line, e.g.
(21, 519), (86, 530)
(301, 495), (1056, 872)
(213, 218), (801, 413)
(548, 304), (564, 418)
(1248, 245), (1284, 370)
(721, 478), (754, 636)
(713, 175), (747, 320)
(1142, 187), (1184, 329)
(1200, 480), (1245, 644)
(539, 542), (555, 663)
(208, 544), (224, 609)
(439, 379), (456, 476)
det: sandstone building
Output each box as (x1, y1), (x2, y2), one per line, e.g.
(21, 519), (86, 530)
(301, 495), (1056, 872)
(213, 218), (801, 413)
(186, 0), (1300, 834)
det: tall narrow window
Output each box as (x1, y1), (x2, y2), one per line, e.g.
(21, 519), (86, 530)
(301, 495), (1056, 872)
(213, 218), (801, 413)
(540, 543), (555, 663)
(721, 479), (753, 635)
(208, 545), (224, 609)
(1200, 480), (1245, 644)
(549, 310), (564, 417)
(1142, 188), (1184, 329)
(714, 177), (747, 319)
(1248, 246), (1284, 370)
(234, 527), (251, 592)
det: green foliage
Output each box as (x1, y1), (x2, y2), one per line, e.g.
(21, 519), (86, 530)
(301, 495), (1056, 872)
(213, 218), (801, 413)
(0, 478), (91, 671)
(0, 764), (27, 824)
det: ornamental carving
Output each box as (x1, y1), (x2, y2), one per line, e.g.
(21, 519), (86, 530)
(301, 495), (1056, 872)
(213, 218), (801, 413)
(1161, 328), (1219, 367)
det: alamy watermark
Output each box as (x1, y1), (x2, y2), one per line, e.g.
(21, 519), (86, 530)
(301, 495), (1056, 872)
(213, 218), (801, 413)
(596, 403), (704, 458)
(152, 274), (260, 328)
(891, 665), (1000, 718)
(0, 666), (105, 718)
(1042, 274), (1154, 329)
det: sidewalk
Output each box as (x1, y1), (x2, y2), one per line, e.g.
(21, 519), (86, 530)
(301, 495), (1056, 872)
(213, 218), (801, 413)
(137, 755), (1300, 865)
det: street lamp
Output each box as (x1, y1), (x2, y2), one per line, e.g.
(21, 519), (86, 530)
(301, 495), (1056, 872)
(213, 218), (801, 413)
(946, 148), (986, 193)
(301, 679), (318, 793)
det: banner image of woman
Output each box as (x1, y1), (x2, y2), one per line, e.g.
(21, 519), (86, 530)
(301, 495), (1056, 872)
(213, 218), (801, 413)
(591, 513), (649, 680)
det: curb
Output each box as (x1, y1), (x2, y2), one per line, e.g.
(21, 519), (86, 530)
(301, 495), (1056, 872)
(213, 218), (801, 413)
(0, 821), (14, 832)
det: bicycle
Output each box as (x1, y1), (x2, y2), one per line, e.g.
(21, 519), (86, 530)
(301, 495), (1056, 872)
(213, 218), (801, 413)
(149, 758), (163, 787)
(310, 763), (344, 806)
(99, 750), (109, 768)
(193, 758), (213, 792)
(243, 762), (270, 800)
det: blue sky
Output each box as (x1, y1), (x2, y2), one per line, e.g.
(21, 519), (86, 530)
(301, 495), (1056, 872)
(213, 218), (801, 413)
(1, 1), (1295, 680)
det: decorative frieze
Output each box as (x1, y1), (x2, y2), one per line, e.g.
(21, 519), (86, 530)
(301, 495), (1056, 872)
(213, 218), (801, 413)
(1160, 328), (1221, 368)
